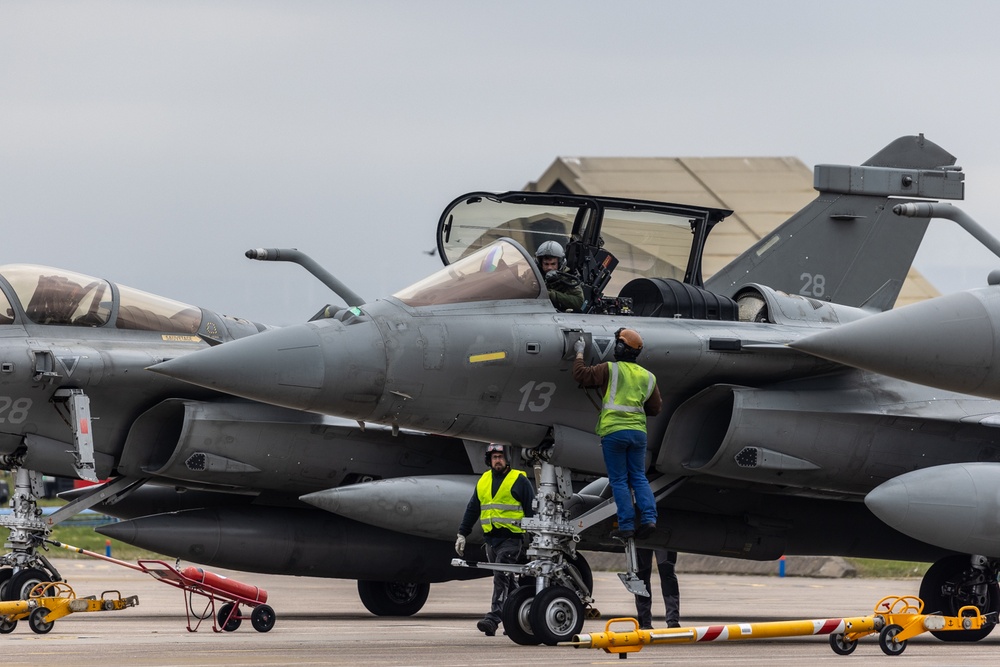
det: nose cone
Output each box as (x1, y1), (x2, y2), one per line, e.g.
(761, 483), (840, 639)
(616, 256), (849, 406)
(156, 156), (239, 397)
(150, 319), (385, 419)
(791, 288), (1000, 398)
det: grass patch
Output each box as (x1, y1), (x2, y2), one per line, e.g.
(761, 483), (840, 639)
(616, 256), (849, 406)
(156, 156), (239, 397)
(47, 525), (168, 562)
(846, 558), (930, 578)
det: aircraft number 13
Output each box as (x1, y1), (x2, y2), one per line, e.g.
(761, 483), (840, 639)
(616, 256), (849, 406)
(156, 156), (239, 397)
(518, 381), (556, 412)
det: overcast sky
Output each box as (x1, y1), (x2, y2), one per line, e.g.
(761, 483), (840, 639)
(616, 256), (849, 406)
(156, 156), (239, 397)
(2, 1), (999, 324)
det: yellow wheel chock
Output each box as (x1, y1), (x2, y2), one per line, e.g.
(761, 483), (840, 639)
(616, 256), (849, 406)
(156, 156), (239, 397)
(565, 594), (994, 657)
(0, 581), (138, 635)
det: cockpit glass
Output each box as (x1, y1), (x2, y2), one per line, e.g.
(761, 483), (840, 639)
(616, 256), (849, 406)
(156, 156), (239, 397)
(394, 240), (541, 307)
(598, 209), (694, 295)
(1, 264), (112, 326)
(116, 284), (202, 333)
(440, 196), (578, 267)
(0, 289), (13, 325)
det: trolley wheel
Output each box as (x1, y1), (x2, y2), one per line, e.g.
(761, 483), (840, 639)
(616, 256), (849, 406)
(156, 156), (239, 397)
(501, 585), (539, 645)
(28, 607), (53, 634)
(251, 604), (276, 633)
(829, 632), (858, 655)
(4, 568), (48, 601)
(0, 617), (16, 634)
(529, 585), (585, 646)
(879, 624), (906, 656)
(217, 602), (241, 632)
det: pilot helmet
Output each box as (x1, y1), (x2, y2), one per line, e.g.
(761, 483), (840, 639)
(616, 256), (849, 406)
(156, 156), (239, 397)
(484, 443), (510, 469)
(535, 241), (566, 270)
(614, 327), (643, 361)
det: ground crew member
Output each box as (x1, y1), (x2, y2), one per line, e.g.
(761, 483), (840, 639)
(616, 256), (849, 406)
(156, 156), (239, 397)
(572, 327), (661, 539)
(455, 443), (535, 636)
(535, 240), (584, 312)
(635, 548), (681, 628)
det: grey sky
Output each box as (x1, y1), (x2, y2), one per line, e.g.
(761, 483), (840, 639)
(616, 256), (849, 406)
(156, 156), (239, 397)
(2, 1), (999, 324)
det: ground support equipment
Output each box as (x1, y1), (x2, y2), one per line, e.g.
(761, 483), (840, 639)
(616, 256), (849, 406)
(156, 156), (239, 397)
(566, 594), (997, 657)
(0, 581), (137, 634)
(45, 539), (274, 633)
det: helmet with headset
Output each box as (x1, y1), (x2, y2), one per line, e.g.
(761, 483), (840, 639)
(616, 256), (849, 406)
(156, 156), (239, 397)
(614, 327), (643, 361)
(484, 443), (510, 469)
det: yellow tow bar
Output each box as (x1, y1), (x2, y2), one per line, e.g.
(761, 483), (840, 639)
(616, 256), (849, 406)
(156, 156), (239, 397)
(0, 581), (138, 635)
(565, 595), (993, 657)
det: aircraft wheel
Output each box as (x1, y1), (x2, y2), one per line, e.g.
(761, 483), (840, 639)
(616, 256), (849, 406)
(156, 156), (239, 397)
(501, 585), (539, 645)
(217, 602), (241, 631)
(251, 604), (276, 632)
(357, 581), (429, 616)
(0, 569), (12, 601)
(0, 617), (16, 634)
(28, 607), (53, 635)
(529, 585), (585, 646)
(829, 633), (857, 655)
(879, 624), (906, 656)
(919, 554), (998, 642)
(4, 568), (48, 601)
(565, 552), (594, 595)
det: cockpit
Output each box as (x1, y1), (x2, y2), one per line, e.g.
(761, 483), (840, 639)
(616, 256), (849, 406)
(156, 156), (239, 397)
(0, 264), (203, 334)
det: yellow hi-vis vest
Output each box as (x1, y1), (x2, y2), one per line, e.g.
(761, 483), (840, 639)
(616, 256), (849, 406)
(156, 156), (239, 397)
(477, 469), (527, 534)
(596, 361), (656, 437)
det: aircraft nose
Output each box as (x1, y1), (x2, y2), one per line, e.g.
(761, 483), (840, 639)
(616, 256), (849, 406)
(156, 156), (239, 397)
(150, 319), (386, 419)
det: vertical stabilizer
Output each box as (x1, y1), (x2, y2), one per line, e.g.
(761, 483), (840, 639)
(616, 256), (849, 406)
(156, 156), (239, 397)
(705, 135), (962, 310)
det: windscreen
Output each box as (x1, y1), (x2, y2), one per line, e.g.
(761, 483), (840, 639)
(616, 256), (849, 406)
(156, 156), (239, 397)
(440, 196), (578, 267)
(395, 240), (540, 307)
(116, 284), (202, 333)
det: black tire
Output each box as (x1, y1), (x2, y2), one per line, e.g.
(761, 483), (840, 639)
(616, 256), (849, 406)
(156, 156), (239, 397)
(879, 624), (906, 656)
(829, 632), (857, 655)
(919, 554), (998, 642)
(0, 618), (16, 634)
(529, 585), (585, 646)
(217, 602), (241, 632)
(28, 607), (53, 635)
(251, 604), (276, 633)
(4, 568), (48, 601)
(0, 568), (12, 601)
(356, 581), (429, 616)
(501, 585), (539, 645)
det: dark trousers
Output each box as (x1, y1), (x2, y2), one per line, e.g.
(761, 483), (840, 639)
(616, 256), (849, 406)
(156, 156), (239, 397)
(635, 548), (680, 627)
(483, 537), (524, 624)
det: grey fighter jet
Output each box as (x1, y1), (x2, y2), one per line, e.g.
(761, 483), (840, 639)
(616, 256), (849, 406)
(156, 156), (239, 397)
(0, 263), (482, 613)
(153, 136), (1000, 644)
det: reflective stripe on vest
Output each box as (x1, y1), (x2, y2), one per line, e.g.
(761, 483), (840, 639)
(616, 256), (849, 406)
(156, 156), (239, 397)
(596, 361), (655, 436)
(477, 469), (526, 534)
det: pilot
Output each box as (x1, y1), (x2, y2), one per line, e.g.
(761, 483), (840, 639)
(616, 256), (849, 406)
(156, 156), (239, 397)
(535, 241), (584, 312)
(455, 443), (535, 637)
(572, 327), (661, 540)
(635, 548), (681, 629)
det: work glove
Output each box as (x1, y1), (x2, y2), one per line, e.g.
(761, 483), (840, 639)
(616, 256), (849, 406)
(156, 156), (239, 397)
(455, 533), (466, 557)
(573, 338), (586, 355)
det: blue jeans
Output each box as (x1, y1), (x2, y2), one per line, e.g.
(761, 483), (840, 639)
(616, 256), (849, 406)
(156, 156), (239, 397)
(601, 429), (657, 531)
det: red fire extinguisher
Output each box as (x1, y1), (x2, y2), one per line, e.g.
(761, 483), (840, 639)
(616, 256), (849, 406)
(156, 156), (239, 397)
(181, 566), (268, 604)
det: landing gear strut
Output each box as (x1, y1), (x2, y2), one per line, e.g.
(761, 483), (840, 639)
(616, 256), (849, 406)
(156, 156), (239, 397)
(0, 462), (61, 600)
(919, 554), (1000, 642)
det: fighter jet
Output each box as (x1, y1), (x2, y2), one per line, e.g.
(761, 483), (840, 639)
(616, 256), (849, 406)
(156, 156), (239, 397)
(152, 136), (1000, 644)
(0, 263), (483, 613)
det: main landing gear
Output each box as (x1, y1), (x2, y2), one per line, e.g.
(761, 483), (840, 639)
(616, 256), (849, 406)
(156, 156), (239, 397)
(919, 553), (1000, 642)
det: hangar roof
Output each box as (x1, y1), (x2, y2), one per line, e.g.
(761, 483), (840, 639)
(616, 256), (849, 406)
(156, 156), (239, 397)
(526, 156), (939, 306)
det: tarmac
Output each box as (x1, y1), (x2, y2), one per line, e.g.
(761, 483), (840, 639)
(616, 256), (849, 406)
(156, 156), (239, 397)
(1, 557), (997, 666)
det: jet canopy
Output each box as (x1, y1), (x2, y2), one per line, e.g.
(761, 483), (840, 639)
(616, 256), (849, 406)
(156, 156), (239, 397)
(435, 192), (731, 311)
(0, 264), (202, 333)
(394, 240), (541, 307)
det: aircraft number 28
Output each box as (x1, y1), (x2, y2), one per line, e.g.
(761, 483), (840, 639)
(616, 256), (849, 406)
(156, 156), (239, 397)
(0, 397), (31, 424)
(518, 381), (556, 412)
(799, 273), (826, 298)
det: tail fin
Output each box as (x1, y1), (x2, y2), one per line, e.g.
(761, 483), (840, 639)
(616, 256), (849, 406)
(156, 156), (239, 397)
(705, 135), (963, 311)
